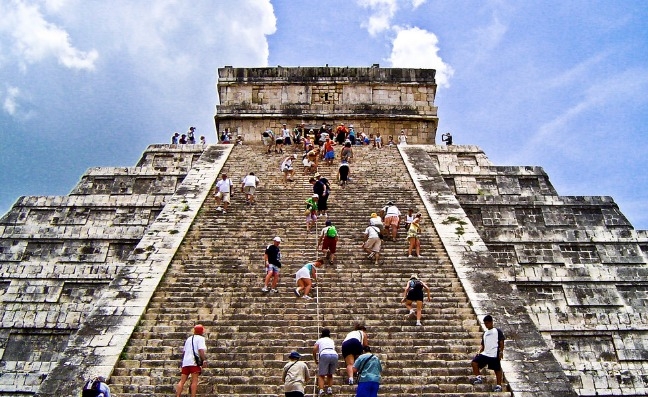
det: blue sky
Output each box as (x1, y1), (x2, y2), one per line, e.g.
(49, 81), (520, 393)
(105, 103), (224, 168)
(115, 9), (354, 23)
(1, 0), (647, 228)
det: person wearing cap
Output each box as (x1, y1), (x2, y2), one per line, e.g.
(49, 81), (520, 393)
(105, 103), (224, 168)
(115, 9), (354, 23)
(214, 173), (233, 213)
(341, 323), (370, 386)
(369, 212), (383, 231)
(171, 132), (180, 144)
(362, 219), (382, 265)
(176, 324), (207, 397)
(318, 220), (339, 264)
(283, 350), (310, 397)
(353, 345), (382, 397)
(401, 274), (431, 326)
(313, 328), (338, 395)
(305, 194), (319, 232)
(241, 172), (260, 205)
(281, 154), (297, 182)
(294, 258), (324, 300)
(382, 201), (402, 241)
(348, 125), (357, 145)
(187, 127), (196, 144)
(471, 315), (505, 392)
(262, 237), (283, 293)
(407, 213), (423, 258)
(338, 159), (351, 187)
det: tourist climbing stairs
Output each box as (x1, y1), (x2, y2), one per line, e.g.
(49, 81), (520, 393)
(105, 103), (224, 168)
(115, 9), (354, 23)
(109, 143), (509, 396)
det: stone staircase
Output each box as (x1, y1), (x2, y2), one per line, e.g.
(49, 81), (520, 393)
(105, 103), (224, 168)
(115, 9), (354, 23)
(109, 143), (510, 396)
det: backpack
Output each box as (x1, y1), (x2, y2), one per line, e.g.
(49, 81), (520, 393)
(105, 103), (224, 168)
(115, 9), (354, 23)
(412, 279), (424, 291)
(81, 379), (103, 397)
(326, 226), (337, 238)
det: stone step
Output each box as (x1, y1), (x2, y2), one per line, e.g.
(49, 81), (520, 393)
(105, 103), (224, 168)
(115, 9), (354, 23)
(109, 144), (494, 396)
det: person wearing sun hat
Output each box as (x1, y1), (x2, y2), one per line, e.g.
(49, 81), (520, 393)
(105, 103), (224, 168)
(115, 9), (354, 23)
(283, 350), (310, 397)
(176, 324), (207, 397)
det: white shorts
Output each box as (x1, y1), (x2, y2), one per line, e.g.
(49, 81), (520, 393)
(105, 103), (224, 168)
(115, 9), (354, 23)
(296, 267), (311, 281)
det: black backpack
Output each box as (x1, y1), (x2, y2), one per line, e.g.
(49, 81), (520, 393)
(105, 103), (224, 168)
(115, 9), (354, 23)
(412, 279), (424, 290)
(81, 379), (102, 397)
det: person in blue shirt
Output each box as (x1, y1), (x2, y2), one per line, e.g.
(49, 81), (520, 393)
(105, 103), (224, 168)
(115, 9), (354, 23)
(353, 346), (382, 397)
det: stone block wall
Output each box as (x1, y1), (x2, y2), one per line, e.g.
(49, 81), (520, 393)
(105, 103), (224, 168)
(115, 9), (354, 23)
(428, 144), (648, 396)
(214, 66), (438, 144)
(0, 144), (207, 394)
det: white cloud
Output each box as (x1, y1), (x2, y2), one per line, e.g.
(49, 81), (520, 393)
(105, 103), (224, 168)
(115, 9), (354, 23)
(387, 27), (454, 87)
(358, 0), (399, 35)
(3, 86), (20, 115)
(0, 0), (98, 71)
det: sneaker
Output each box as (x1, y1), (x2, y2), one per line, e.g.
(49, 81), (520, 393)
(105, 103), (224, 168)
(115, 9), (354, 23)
(318, 390), (325, 396)
(216, 206), (223, 211)
(348, 377), (354, 385)
(294, 288), (301, 297)
(261, 286), (269, 292)
(416, 321), (422, 326)
(222, 210), (226, 214)
(493, 385), (502, 392)
(472, 376), (483, 385)
(408, 255), (412, 258)
(302, 295), (313, 300)
(326, 387), (333, 394)
(270, 288), (279, 293)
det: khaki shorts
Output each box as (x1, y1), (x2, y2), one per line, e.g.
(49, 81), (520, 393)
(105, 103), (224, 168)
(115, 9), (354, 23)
(215, 191), (231, 203)
(243, 186), (256, 195)
(363, 237), (381, 252)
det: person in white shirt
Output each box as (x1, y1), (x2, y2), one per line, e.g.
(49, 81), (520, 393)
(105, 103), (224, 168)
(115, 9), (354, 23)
(398, 130), (407, 145)
(382, 201), (402, 241)
(362, 220), (382, 265)
(176, 325), (207, 397)
(241, 172), (260, 205)
(281, 154), (297, 182)
(283, 351), (310, 397)
(471, 315), (505, 392)
(312, 328), (338, 395)
(215, 173), (233, 213)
